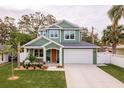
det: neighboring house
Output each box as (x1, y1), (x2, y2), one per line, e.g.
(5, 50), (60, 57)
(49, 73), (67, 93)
(22, 20), (99, 66)
(116, 45), (124, 55)
(0, 45), (9, 64)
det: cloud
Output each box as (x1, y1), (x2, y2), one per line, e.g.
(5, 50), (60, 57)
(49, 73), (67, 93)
(1, 5), (123, 38)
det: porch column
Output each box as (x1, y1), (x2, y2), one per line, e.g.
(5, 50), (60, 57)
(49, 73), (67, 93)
(43, 47), (46, 62)
(24, 48), (27, 53)
(59, 48), (62, 66)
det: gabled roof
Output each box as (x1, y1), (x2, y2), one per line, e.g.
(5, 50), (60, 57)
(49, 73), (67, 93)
(48, 24), (62, 28)
(56, 20), (79, 28)
(38, 20), (80, 31)
(22, 36), (64, 48)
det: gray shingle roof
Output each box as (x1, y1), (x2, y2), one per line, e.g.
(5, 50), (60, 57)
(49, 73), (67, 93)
(61, 41), (100, 49)
(56, 20), (79, 28)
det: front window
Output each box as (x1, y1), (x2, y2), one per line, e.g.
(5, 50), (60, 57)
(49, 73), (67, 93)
(49, 30), (59, 38)
(34, 49), (43, 57)
(64, 31), (75, 40)
(41, 31), (46, 36)
(34, 49), (38, 57)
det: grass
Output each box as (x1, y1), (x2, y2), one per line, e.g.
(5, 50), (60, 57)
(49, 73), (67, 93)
(0, 63), (66, 88)
(98, 64), (124, 83)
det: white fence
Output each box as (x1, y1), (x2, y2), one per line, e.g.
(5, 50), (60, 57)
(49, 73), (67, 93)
(111, 54), (124, 68)
(97, 52), (111, 64)
(19, 52), (124, 68)
(97, 52), (124, 68)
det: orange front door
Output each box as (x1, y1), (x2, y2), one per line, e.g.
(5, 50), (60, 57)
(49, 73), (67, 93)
(52, 49), (56, 63)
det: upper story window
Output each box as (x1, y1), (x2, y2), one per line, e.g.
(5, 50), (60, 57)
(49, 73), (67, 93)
(49, 30), (59, 38)
(64, 31), (75, 40)
(41, 31), (46, 36)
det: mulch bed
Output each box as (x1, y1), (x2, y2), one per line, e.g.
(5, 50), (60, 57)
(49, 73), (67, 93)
(14, 66), (48, 70)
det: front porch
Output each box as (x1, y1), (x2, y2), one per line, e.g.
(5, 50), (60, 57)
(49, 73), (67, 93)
(22, 36), (64, 67)
(23, 48), (63, 66)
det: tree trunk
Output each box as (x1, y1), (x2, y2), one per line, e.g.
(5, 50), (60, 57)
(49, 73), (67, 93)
(112, 44), (116, 54)
(112, 19), (118, 54)
(17, 42), (21, 67)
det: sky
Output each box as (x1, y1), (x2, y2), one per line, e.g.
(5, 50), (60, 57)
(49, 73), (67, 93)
(0, 3), (124, 38)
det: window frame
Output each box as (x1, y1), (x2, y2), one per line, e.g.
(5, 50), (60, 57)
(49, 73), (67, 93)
(41, 31), (47, 36)
(34, 49), (43, 57)
(49, 30), (59, 38)
(64, 31), (75, 40)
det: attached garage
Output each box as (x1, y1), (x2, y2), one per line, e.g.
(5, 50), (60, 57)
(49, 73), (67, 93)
(64, 49), (93, 64)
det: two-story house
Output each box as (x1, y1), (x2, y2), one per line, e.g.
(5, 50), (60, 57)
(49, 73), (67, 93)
(22, 20), (99, 66)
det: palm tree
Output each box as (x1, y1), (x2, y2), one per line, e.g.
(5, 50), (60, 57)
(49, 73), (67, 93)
(102, 25), (124, 53)
(108, 5), (124, 54)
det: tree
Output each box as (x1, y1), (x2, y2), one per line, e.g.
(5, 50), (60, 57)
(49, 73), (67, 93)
(0, 16), (16, 45)
(18, 12), (56, 38)
(80, 27), (100, 45)
(108, 5), (124, 53)
(8, 32), (32, 67)
(101, 25), (124, 53)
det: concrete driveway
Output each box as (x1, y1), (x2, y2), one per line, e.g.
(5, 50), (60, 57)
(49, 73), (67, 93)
(65, 64), (124, 88)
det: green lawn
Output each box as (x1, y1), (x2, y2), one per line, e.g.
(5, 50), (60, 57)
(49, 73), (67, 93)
(98, 64), (124, 83)
(0, 63), (66, 88)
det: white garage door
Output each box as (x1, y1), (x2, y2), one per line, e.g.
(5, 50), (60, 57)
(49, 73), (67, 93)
(64, 49), (93, 64)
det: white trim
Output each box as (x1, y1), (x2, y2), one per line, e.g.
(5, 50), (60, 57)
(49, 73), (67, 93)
(42, 36), (64, 47)
(41, 31), (47, 36)
(79, 30), (81, 42)
(38, 24), (63, 31)
(43, 47), (46, 62)
(49, 37), (59, 39)
(47, 28), (62, 30)
(42, 42), (52, 47)
(49, 29), (59, 38)
(64, 31), (76, 40)
(22, 35), (64, 48)
(59, 48), (62, 66)
(22, 36), (43, 47)
(33, 49), (35, 56)
(63, 28), (80, 30)
(24, 48), (27, 53)
(46, 48), (60, 50)
(60, 30), (61, 42)
(36, 57), (43, 59)
(32, 49), (44, 58)
(50, 49), (52, 62)
(46, 24), (63, 29)
(24, 46), (43, 49)
(56, 49), (58, 63)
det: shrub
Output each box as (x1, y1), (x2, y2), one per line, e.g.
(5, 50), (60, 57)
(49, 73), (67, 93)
(28, 53), (36, 63)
